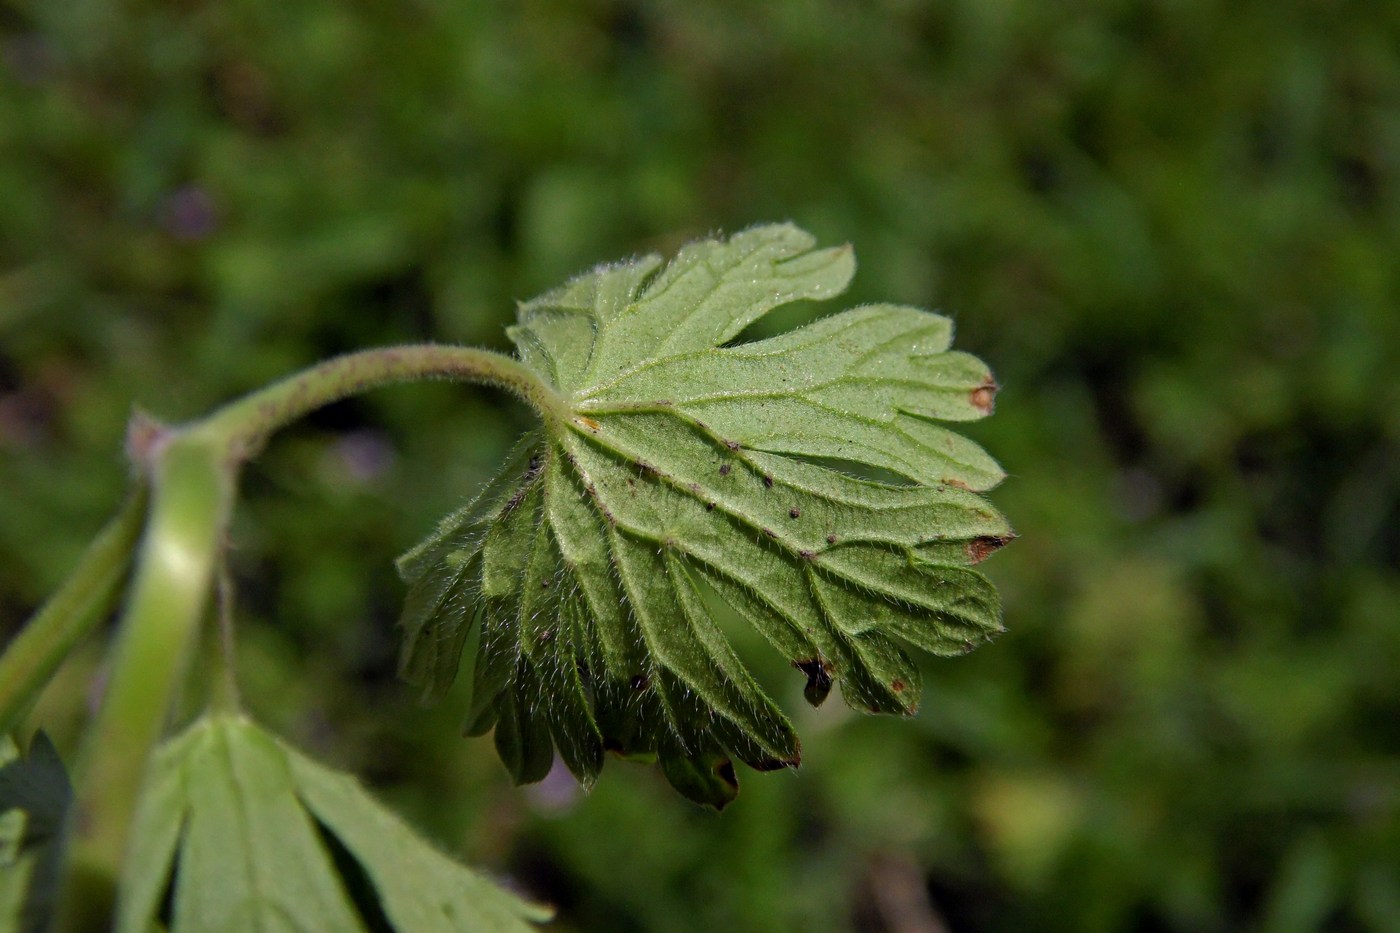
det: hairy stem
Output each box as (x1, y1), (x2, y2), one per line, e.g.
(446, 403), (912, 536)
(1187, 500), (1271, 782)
(0, 487), (148, 737)
(187, 343), (567, 459)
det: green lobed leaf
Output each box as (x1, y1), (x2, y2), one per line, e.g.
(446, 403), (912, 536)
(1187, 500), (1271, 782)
(397, 223), (1013, 807)
(117, 715), (550, 933)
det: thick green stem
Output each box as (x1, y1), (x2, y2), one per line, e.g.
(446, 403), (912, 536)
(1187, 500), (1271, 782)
(58, 436), (232, 927)
(0, 487), (148, 737)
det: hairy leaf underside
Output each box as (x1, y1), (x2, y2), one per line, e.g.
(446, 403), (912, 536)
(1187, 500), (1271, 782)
(397, 224), (1012, 808)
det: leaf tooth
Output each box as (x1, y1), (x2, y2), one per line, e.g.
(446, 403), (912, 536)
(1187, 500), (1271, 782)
(819, 545), (1004, 645)
(502, 517), (606, 785)
(591, 673), (667, 761)
(492, 675), (554, 785)
(970, 376), (999, 415)
(609, 530), (796, 763)
(848, 632), (922, 714)
(657, 735), (740, 811)
(463, 599), (520, 736)
(463, 702), (497, 738)
(895, 350), (1000, 423)
(965, 533), (1015, 564)
(396, 552), (483, 704)
(804, 567), (920, 715)
(667, 553), (799, 762)
(710, 717), (801, 772)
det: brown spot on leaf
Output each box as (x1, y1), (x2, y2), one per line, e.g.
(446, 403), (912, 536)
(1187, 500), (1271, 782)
(719, 463), (732, 476)
(762, 475), (774, 488)
(970, 376), (999, 414)
(789, 507), (801, 519)
(966, 534), (1014, 564)
(826, 534), (838, 545)
(943, 477), (971, 491)
(762, 527), (777, 539)
(724, 439), (741, 451)
(891, 679), (906, 693)
(799, 549), (816, 560)
(794, 658), (833, 706)
(705, 502), (716, 511)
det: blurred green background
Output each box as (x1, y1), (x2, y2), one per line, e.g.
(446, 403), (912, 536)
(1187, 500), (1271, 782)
(3, 1), (1399, 930)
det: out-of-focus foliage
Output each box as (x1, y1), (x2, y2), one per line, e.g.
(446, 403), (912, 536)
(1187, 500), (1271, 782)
(2, 1), (1397, 930)
(0, 732), (70, 931)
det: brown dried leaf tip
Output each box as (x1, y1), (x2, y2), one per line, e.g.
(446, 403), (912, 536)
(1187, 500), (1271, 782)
(966, 534), (1015, 564)
(970, 376), (999, 414)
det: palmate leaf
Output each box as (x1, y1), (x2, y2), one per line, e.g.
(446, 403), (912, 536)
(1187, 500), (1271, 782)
(398, 224), (1012, 808)
(117, 715), (550, 932)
